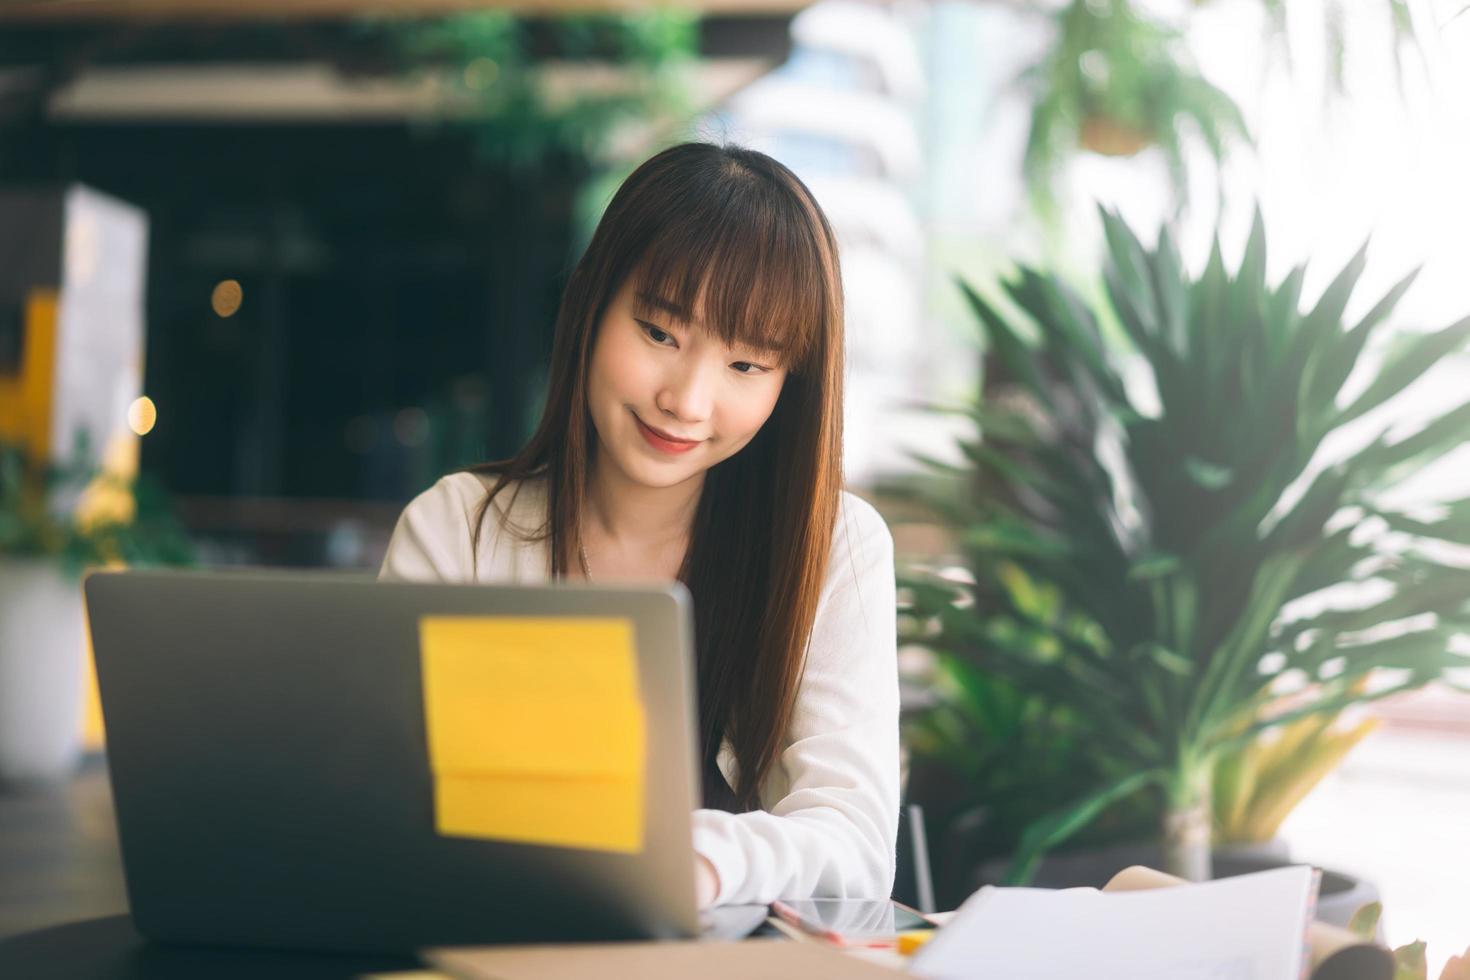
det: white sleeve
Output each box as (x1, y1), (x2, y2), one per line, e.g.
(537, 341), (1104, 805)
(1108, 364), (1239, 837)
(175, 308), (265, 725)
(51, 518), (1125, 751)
(689, 494), (900, 905)
(377, 474), (480, 583)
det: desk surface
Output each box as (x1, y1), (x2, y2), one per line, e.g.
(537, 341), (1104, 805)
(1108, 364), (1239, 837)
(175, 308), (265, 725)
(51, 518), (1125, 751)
(0, 915), (920, 980)
(0, 755), (128, 940)
(0, 915), (423, 980)
(0, 757), (926, 978)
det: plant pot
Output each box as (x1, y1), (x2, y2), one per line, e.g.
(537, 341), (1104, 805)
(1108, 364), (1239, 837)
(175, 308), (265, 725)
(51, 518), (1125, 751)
(1079, 115), (1154, 157)
(1214, 836), (1293, 864)
(977, 840), (1380, 935)
(0, 558), (88, 785)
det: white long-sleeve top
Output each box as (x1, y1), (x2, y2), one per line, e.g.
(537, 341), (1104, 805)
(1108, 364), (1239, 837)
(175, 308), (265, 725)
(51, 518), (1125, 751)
(377, 471), (900, 906)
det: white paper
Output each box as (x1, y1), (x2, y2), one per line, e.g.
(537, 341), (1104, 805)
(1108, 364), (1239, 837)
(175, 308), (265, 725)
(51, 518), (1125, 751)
(909, 866), (1317, 980)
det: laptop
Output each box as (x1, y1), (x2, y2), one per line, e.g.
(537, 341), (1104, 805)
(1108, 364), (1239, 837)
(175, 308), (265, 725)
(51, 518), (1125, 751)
(84, 567), (760, 955)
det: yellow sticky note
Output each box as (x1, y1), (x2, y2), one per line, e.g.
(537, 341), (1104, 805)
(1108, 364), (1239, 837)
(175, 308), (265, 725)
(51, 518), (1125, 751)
(418, 616), (645, 853)
(427, 695), (644, 776)
(434, 772), (644, 852)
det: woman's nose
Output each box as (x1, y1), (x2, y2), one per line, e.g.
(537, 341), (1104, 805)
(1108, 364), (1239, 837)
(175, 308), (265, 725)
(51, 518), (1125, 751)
(656, 357), (717, 423)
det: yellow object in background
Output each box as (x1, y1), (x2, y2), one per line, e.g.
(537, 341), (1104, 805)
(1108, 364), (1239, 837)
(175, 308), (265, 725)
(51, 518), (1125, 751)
(898, 930), (936, 955)
(80, 559), (129, 751)
(81, 607), (106, 750)
(74, 431), (142, 535)
(0, 289), (59, 459)
(418, 616), (646, 853)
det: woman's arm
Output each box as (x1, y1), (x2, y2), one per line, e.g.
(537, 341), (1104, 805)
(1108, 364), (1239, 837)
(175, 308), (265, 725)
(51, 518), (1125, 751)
(690, 492), (901, 905)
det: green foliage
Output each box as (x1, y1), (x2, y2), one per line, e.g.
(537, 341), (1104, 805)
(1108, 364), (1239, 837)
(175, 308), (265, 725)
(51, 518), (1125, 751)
(1212, 705), (1379, 844)
(903, 638), (1159, 898)
(363, 11), (699, 170)
(899, 206), (1470, 884)
(0, 438), (194, 578)
(1349, 901), (1383, 940)
(1019, 0), (1425, 219)
(1396, 941), (1428, 980)
(1346, 901), (1468, 980)
(1023, 0), (1247, 218)
(1348, 902), (1462, 980)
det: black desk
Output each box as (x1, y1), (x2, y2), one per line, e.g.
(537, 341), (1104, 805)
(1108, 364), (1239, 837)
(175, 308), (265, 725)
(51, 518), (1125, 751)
(0, 756), (778, 978)
(0, 916), (421, 980)
(0, 755), (128, 939)
(0, 761), (422, 978)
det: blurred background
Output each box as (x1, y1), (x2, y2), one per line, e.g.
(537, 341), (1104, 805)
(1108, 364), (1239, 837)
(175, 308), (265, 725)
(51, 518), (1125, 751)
(1, 0), (1468, 974)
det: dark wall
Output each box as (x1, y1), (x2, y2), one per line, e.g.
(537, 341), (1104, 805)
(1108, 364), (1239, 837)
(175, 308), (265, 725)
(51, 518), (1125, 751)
(0, 119), (583, 503)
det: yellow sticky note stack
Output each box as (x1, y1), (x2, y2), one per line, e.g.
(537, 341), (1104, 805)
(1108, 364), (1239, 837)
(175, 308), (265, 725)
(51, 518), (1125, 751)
(419, 616), (646, 854)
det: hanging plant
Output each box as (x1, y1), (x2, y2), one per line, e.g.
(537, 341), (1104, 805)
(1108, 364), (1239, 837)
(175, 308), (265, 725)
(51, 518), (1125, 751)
(1016, 0), (1426, 221)
(1022, 0), (1248, 219)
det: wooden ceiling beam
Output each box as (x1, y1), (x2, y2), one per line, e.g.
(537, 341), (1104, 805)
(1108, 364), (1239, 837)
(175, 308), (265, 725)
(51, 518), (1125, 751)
(0, 0), (814, 22)
(42, 59), (773, 120)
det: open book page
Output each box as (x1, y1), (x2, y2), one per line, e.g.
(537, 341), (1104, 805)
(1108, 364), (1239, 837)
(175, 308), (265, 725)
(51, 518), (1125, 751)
(909, 865), (1318, 980)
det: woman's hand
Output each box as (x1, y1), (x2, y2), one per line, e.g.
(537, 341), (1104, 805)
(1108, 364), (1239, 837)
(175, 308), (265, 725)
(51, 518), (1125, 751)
(695, 853), (720, 909)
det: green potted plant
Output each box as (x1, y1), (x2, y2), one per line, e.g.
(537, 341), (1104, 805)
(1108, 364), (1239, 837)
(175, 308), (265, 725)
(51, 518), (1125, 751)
(0, 438), (193, 784)
(898, 206), (1470, 902)
(900, 568), (1386, 916)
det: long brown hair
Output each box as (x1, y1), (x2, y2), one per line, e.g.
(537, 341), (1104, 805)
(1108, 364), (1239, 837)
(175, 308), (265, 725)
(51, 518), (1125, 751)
(465, 141), (845, 810)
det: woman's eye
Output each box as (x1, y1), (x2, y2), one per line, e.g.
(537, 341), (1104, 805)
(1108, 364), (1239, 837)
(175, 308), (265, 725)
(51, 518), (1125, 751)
(640, 320), (767, 373)
(641, 323), (674, 346)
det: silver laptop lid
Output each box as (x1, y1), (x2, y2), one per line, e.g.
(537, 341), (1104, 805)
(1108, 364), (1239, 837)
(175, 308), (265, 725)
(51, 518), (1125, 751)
(84, 568), (701, 954)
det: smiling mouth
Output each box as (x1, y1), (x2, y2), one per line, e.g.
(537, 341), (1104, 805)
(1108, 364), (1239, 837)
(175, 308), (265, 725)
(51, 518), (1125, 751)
(633, 412), (703, 453)
(638, 417), (698, 443)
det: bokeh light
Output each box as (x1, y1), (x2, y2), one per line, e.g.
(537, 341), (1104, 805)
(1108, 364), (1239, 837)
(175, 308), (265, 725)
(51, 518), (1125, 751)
(211, 279), (243, 318)
(127, 396), (157, 436)
(393, 407), (430, 447)
(463, 57), (500, 91)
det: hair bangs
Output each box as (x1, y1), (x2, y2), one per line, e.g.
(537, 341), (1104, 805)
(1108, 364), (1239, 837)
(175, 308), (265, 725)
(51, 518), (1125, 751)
(629, 184), (827, 372)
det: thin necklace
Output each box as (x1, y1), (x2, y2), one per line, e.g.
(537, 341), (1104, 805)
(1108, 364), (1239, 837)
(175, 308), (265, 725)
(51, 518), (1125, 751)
(578, 531), (593, 581)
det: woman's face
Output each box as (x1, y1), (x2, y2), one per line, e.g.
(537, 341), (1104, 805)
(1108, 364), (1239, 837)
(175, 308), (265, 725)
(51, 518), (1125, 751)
(586, 275), (789, 491)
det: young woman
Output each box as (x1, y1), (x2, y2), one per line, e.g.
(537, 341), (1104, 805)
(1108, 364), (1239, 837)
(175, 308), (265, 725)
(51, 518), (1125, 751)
(379, 141), (899, 910)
